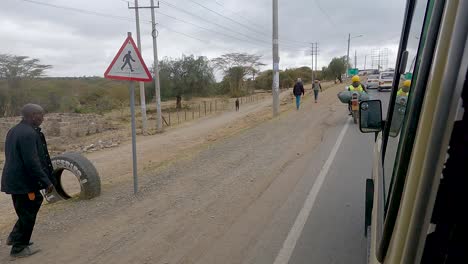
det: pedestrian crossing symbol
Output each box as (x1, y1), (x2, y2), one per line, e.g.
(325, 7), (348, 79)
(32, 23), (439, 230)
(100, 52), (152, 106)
(104, 35), (153, 82)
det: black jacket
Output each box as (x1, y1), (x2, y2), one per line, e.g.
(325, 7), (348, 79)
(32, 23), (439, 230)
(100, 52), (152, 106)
(293, 82), (305, 96)
(1, 121), (56, 194)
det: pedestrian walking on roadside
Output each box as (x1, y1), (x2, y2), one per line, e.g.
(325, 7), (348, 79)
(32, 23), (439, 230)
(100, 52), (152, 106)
(235, 98), (240, 111)
(1, 104), (56, 259)
(293, 78), (305, 110)
(313, 79), (322, 103)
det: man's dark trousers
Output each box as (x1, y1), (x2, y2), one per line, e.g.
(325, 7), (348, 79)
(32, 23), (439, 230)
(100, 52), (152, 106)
(8, 191), (43, 254)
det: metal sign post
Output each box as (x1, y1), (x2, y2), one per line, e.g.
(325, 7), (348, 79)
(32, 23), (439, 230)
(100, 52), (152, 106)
(104, 32), (153, 194)
(129, 81), (138, 194)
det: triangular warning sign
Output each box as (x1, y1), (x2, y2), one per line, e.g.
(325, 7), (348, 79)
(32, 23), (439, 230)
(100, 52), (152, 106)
(104, 36), (153, 82)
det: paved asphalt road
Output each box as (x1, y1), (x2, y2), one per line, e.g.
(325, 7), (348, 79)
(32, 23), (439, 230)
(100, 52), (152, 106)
(289, 90), (390, 264)
(246, 89), (391, 264)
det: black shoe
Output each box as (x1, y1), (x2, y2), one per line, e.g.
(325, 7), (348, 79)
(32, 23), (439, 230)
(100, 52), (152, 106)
(6, 238), (33, 246)
(10, 246), (40, 259)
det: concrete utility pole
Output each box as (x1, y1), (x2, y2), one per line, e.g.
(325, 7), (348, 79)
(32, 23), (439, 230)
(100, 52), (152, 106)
(150, 0), (162, 132)
(364, 54), (367, 70)
(378, 51), (381, 71)
(346, 34), (363, 76)
(272, 0), (279, 116)
(346, 33), (350, 77)
(354, 50), (357, 71)
(311, 43), (315, 82)
(129, 0), (163, 132)
(315, 42), (318, 75)
(129, 0), (148, 135)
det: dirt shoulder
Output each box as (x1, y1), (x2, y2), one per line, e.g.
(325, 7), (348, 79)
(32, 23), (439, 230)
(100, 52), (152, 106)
(0, 81), (345, 263)
(0, 86), (295, 230)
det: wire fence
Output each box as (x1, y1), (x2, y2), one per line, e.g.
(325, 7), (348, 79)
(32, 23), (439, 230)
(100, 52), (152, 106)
(161, 94), (266, 127)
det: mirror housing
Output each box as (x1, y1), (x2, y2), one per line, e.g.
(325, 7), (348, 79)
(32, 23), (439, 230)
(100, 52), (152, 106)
(359, 100), (383, 133)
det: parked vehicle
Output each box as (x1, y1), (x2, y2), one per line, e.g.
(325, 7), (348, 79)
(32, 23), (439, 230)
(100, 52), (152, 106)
(377, 71), (394, 91)
(367, 74), (380, 89)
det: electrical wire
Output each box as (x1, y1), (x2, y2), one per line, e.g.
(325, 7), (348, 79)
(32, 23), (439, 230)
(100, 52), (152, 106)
(159, 0), (306, 50)
(188, 0), (311, 47)
(19, 0), (211, 43)
(19, 0), (307, 52)
(156, 11), (269, 48)
(187, 0), (268, 37)
(313, 0), (338, 29)
(208, 0), (310, 46)
(159, 0), (271, 45)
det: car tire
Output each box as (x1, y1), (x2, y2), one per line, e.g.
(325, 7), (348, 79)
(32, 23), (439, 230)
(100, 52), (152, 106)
(44, 152), (101, 203)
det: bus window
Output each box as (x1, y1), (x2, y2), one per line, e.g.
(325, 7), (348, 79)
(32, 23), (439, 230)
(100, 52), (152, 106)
(383, 0), (430, 205)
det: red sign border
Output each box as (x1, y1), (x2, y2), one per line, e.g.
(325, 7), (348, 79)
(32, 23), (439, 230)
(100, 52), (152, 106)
(104, 36), (153, 82)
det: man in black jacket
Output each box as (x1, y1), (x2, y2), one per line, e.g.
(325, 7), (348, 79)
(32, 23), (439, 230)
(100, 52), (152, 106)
(1, 104), (56, 258)
(293, 78), (305, 110)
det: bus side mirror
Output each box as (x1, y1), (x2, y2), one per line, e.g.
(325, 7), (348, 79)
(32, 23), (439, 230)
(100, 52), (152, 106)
(359, 100), (383, 134)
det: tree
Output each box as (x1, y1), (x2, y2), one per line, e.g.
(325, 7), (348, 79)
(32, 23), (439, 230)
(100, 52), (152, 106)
(326, 56), (349, 80)
(155, 55), (215, 101)
(212, 53), (265, 97)
(255, 69), (273, 90)
(0, 54), (52, 116)
(0, 54), (51, 79)
(254, 66), (314, 90)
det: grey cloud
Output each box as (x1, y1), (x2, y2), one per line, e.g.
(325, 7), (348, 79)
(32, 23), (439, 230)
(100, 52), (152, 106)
(1, 0), (407, 77)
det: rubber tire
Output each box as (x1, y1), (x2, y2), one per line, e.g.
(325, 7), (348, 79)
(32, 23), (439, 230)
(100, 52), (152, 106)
(45, 152), (101, 203)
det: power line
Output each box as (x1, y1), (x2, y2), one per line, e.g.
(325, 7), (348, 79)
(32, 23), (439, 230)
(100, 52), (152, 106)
(187, 0), (268, 37)
(22, 0), (135, 23)
(312, 0), (338, 29)
(19, 0), (306, 53)
(159, 0), (307, 50)
(158, 0), (275, 47)
(208, 0), (310, 46)
(188, 0), (310, 48)
(20, 0), (209, 43)
(17, 0), (275, 57)
(210, 0), (267, 30)
(157, 23), (208, 43)
(156, 10), (308, 52)
(159, 0), (273, 46)
(156, 10), (269, 48)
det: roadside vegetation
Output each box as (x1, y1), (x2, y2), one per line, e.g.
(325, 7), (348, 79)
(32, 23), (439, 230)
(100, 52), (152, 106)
(0, 53), (349, 117)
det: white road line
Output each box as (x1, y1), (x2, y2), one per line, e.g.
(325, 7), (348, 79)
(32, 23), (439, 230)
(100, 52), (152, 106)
(273, 118), (351, 264)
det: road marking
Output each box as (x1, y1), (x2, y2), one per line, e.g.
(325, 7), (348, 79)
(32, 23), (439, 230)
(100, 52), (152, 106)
(273, 118), (351, 264)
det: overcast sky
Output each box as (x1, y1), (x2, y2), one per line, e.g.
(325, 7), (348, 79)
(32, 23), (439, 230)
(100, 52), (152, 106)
(0, 0), (406, 77)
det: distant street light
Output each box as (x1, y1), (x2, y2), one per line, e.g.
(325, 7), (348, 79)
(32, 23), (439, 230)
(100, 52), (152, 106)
(346, 34), (364, 77)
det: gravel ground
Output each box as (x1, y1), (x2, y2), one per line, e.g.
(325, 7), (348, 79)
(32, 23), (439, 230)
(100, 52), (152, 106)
(0, 82), (346, 263)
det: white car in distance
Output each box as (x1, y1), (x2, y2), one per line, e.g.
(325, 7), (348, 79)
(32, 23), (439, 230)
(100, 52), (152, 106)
(367, 74), (380, 89)
(378, 71), (395, 91)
